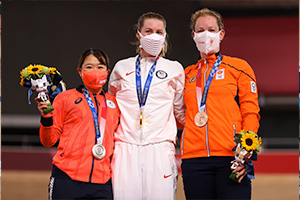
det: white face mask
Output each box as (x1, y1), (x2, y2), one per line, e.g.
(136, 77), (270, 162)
(193, 30), (221, 55)
(139, 32), (165, 57)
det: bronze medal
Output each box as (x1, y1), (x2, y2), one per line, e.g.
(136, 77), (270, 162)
(92, 144), (106, 159)
(194, 112), (208, 127)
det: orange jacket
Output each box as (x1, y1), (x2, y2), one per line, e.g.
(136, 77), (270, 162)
(181, 53), (260, 159)
(40, 86), (120, 184)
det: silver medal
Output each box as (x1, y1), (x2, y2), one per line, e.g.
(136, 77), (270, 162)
(92, 144), (106, 159)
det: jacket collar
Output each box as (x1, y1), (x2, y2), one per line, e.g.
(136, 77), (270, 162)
(76, 85), (105, 96)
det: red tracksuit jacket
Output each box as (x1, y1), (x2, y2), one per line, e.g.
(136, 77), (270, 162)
(40, 86), (120, 184)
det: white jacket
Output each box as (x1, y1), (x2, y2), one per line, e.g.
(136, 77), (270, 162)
(108, 55), (185, 145)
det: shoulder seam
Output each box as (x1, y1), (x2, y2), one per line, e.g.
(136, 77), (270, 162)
(185, 64), (198, 76)
(222, 62), (255, 82)
(185, 68), (193, 76)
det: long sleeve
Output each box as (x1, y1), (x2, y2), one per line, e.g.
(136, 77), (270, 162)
(108, 64), (122, 96)
(173, 62), (186, 129)
(39, 94), (64, 147)
(237, 60), (260, 133)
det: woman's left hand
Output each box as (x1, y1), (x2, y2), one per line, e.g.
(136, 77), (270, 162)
(233, 165), (247, 183)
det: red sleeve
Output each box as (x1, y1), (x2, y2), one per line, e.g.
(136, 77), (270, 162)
(39, 93), (65, 147)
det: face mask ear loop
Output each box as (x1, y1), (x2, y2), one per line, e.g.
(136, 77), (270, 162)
(163, 32), (167, 38)
(218, 30), (222, 43)
(193, 31), (197, 39)
(138, 32), (143, 49)
(138, 31), (144, 38)
(77, 68), (83, 78)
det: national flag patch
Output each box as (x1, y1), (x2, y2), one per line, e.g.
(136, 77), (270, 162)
(106, 100), (116, 109)
(156, 70), (168, 79)
(216, 68), (225, 80)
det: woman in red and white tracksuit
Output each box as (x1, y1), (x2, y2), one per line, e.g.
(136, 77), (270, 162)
(109, 12), (185, 200)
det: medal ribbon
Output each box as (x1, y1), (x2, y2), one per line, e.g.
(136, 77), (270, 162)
(135, 53), (159, 108)
(83, 88), (107, 145)
(196, 64), (202, 112)
(196, 54), (223, 112)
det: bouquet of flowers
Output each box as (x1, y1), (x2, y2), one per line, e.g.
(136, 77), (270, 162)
(20, 64), (66, 113)
(229, 130), (262, 182)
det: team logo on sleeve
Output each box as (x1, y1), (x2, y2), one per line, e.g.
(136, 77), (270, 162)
(106, 100), (116, 109)
(215, 69), (225, 80)
(250, 81), (257, 93)
(156, 70), (168, 79)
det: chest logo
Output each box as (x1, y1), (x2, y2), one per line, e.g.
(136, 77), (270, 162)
(215, 68), (225, 80)
(106, 100), (116, 109)
(126, 71), (135, 76)
(75, 97), (83, 104)
(189, 76), (196, 82)
(156, 70), (168, 79)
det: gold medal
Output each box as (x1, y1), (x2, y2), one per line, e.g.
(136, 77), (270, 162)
(140, 112), (143, 126)
(194, 112), (208, 127)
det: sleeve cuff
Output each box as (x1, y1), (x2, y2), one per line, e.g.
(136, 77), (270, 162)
(41, 116), (53, 127)
(246, 160), (255, 179)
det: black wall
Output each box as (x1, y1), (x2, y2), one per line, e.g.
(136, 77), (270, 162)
(2, 1), (299, 148)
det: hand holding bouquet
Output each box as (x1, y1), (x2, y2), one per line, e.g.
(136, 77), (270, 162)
(20, 64), (66, 114)
(230, 130), (262, 183)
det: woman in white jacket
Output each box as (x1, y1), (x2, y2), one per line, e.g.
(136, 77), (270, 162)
(108, 12), (185, 200)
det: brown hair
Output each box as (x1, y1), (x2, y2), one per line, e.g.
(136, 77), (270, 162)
(133, 12), (168, 57)
(78, 48), (110, 70)
(190, 8), (224, 31)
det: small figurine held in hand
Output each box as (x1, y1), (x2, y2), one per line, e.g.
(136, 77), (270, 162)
(30, 74), (54, 113)
(20, 64), (66, 114)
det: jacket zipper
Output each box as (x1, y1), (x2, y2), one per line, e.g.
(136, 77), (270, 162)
(89, 94), (98, 183)
(140, 108), (143, 144)
(140, 58), (150, 144)
(233, 125), (236, 145)
(233, 125), (236, 136)
(204, 61), (210, 157)
(89, 157), (95, 182)
(180, 128), (186, 154)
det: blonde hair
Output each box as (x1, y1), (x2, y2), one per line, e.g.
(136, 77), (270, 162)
(133, 12), (168, 57)
(190, 8), (224, 31)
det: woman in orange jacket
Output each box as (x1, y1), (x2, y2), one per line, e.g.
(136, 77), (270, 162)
(181, 8), (260, 200)
(35, 48), (120, 200)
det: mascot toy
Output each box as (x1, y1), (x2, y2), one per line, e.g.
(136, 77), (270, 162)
(20, 64), (66, 114)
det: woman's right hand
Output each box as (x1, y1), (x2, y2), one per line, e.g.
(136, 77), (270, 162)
(233, 164), (247, 183)
(35, 97), (53, 117)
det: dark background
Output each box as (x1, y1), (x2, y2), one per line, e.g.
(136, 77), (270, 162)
(1, 1), (299, 149)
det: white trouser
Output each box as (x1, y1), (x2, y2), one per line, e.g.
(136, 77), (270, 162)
(112, 141), (178, 200)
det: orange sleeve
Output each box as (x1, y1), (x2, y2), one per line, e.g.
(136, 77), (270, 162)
(237, 60), (260, 133)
